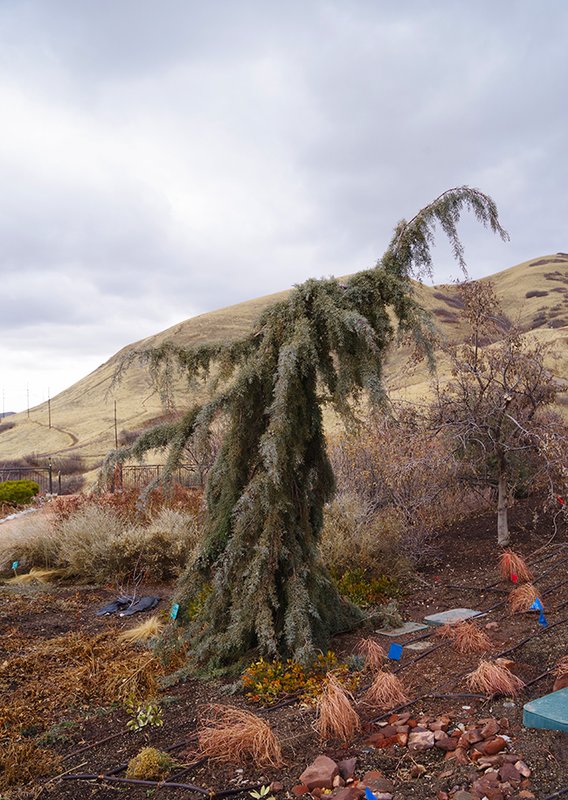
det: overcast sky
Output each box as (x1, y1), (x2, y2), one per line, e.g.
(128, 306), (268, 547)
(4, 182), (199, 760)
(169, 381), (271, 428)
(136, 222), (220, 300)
(1, 1), (567, 413)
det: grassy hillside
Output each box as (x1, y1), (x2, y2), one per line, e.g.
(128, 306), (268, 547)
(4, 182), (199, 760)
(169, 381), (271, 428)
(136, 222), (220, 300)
(1, 254), (567, 475)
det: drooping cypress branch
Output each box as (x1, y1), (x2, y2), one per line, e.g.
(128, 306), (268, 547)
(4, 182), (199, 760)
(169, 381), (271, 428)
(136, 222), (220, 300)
(106, 187), (508, 669)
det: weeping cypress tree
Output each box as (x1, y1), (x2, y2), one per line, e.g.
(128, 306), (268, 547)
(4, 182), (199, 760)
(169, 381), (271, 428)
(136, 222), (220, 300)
(107, 187), (508, 670)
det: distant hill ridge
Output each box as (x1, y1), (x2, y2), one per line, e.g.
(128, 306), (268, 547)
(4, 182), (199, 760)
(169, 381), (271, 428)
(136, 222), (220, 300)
(1, 254), (568, 475)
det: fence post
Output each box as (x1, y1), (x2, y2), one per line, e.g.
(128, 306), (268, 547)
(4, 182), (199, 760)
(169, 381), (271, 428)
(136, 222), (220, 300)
(58, 471), (62, 495)
(48, 461), (53, 494)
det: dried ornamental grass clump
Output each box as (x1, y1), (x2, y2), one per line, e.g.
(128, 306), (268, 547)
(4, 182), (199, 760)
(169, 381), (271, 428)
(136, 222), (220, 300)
(363, 669), (408, 708)
(6, 567), (66, 585)
(555, 656), (568, 679)
(355, 637), (386, 672)
(126, 747), (176, 780)
(466, 659), (525, 696)
(437, 621), (492, 654)
(118, 615), (164, 643)
(315, 673), (360, 743)
(499, 550), (533, 583)
(508, 583), (539, 613)
(197, 704), (283, 767)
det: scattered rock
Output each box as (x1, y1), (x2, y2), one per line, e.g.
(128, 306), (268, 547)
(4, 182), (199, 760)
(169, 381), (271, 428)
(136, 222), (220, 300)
(300, 756), (339, 790)
(480, 719), (500, 738)
(452, 792), (476, 800)
(408, 730), (435, 751)
(337, 758), (357, 781)
(360, 771), (394, 794)
(331, 787), (364, 800)
(498, 762), (521, 782)
(479, 736), (507, 756)
(515, 760), (531, 778)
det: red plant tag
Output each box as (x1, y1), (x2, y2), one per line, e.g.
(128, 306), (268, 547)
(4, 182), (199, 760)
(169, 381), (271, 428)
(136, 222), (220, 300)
(557, 496), (565, 505)
(511, 573), (518, 584)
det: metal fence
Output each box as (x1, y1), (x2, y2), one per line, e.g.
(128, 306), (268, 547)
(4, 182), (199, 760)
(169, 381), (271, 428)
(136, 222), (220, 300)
(113, 464), (202, 491)
(0, 466), (54, 493)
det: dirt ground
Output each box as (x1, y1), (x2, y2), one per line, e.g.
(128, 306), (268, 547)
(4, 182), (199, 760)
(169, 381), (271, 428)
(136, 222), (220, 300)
(1, 494), (568, 800)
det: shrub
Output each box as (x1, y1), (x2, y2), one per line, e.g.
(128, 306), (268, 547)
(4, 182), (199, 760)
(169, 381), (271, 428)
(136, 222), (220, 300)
(241, 651), (359, 706)
(1, 502), (202, 584)
(0, 479), (39, 506)
(334, 568), (400, 608)
(126, 747), (175, 780)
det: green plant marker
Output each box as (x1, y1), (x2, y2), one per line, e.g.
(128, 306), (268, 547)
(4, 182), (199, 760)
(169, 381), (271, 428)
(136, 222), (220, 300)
(170, 603), (179, 620)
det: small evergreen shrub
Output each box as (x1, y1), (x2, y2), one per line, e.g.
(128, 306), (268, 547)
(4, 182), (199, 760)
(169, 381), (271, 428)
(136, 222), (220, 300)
(126, 747), (175, 780)
(241, 651), (360, 705)
(0, 479), (39, 506)
(334, 568), (401, 608)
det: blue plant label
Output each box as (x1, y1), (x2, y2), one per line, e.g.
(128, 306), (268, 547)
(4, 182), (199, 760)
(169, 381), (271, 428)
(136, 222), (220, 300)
(365, 788), (379, 800)
(170, 603), (180, 620)
(387, 642), (403, 661)
(530, 597), (544, 611)
(538, 611), (548, 627)
(11, 560), (19, 570)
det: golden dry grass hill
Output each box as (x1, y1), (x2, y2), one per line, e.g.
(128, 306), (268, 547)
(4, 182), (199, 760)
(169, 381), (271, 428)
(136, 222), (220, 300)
(1, 253), (568, 479)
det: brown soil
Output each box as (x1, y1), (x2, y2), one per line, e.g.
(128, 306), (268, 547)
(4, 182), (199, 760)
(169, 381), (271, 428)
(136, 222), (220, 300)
(1, 494), (568, 800)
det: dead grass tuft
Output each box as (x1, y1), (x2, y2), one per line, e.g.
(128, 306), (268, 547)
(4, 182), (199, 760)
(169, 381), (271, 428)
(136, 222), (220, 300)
(6, 567), (66, 585)
(118, 615), (164, 643)
(466, 659), (525, 696)
(315, 673), (360, 743)
(363, 669), (408, 709)
(436, 621), (492, 654)
(508, 583), (539, 613)
(355, 637), (386, 672)
(197, 704), (283, 768)
(499, 550), (533, 583)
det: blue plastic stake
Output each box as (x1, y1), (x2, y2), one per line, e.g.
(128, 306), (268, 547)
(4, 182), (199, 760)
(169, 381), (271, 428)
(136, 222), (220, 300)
(387, 642), (403, 661)
(170, 603), (180, 620)
(530, 597), (544, 612)
(11, 560), (19, 572)
(538, 611), (548, 627)
(365, 788), (379, 800)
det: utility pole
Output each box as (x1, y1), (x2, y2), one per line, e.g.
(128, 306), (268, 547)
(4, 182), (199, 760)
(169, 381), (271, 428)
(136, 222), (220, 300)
(48, 388), (51, 429)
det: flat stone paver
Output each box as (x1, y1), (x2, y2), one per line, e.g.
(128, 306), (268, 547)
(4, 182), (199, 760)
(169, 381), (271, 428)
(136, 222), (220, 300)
(523, 688), (568, 732)
(424, 608), (482, 626)
(375, 621), (428, 637)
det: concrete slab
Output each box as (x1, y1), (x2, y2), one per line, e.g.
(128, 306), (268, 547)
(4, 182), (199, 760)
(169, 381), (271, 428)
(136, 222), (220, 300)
(523, 688), (568, 732)
(375, 621), (428, 637)
(406, 640), (432, 652)
(424, 608), (482, 627)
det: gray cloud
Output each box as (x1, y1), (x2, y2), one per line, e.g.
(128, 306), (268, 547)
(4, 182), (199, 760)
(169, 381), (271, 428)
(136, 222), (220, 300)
(1, 0), (568, 411)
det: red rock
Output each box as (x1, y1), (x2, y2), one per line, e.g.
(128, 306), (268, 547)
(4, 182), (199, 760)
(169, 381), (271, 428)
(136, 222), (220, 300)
(408, 730), (435, 751)
(300, 756), (339, 790)
(396, 732), (408, 747)
(518, 791), (535, 799)
(361, 772), (394, 794)
(333, 775), (345, 788)
(481, 719), (500, 738)
(498, 717), (509, 731)
(434, 734), (457, 752)
(436, 792), (449, 800)
(270, 783), (284, 793)
(499, 762), (521, 782)
(462, 729), (484, 745)
(453, 746), (469, 765)
(291, 786), (309, 796)
(479, 736), (507, 756)
(395, 724), (410, 734)
(477, 754), (505, 768)
(337, 758), (357, 781)
(452, 792), (475, 800)
(409, 764), (426, 778)
(407, 718), (417, 728)
(514, 760), (531, 778)
(553, 674), (568, 691)
(331, 788), (364, 800)
(395, 712), (411, 724)
(372, 735), (399, 749)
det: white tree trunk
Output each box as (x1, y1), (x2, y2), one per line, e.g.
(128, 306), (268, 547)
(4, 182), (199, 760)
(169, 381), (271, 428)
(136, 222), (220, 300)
(497, 471), (510, 546)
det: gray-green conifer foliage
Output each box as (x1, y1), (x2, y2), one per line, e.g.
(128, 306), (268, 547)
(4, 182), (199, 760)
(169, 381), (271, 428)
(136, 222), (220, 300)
(108, 187), (508, 669)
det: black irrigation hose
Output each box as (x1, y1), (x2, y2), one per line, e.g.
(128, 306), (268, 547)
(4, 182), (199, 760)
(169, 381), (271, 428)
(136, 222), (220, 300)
(61, 774), (212, 794)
